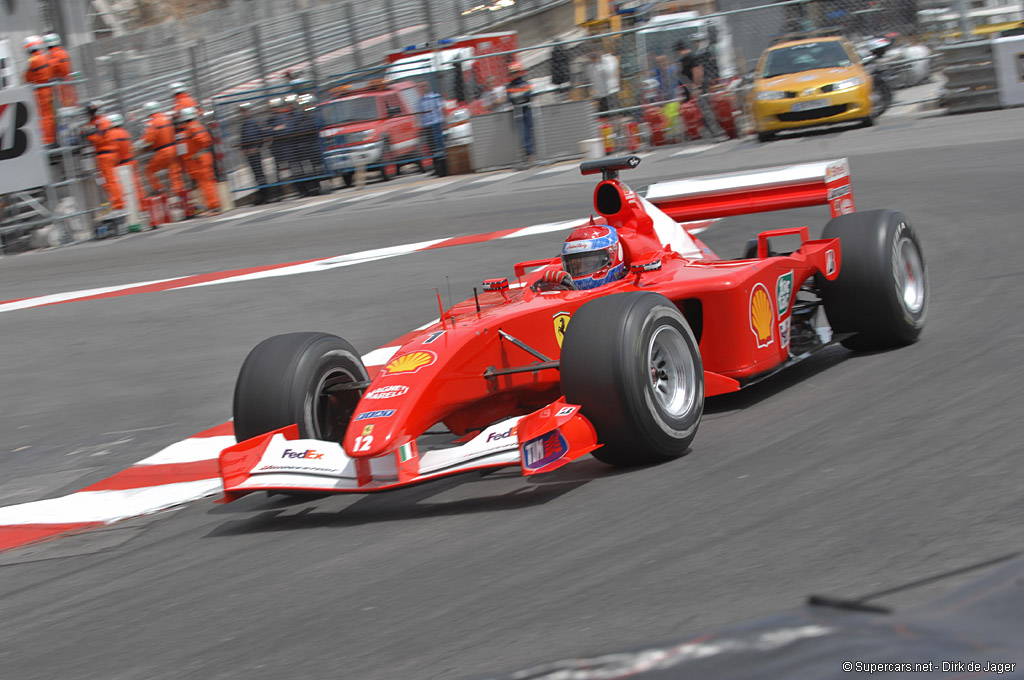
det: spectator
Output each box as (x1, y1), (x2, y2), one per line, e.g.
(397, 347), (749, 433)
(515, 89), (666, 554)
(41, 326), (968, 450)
(269, 96), (297, 198)
(587, 47), (620, 113)
(675, 41), (701, 101)
(418, 81), (447, 177)
(694, 36), (719, 94)
(652, 54), (676, 104)
(238, 102), (269, 204)
(506, 61), (535, 161)
(293, 94), (324, 197)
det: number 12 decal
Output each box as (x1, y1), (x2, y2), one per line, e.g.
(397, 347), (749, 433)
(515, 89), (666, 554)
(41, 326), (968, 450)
(352, 435), (373, 452)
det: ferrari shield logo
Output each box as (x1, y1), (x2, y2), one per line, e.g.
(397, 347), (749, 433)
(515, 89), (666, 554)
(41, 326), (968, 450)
(553, 311), (571, 348)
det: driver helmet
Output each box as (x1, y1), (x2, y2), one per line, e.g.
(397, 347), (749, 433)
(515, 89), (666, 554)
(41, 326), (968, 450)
(561, 222), (625, 290)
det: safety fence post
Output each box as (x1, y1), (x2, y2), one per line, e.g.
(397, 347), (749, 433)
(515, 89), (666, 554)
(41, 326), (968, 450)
(344, 2), (365, 70)
(383, 0), (401, 52)
(423, 0), (438, 44)
(455, 0), (466, 35)
(251, 25), (269, 88)
(189, 40), (205, 104)
(110, 55), (127, 121)
(300, 10), (321, 87)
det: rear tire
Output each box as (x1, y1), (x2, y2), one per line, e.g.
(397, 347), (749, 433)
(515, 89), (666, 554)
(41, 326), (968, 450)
(233, 332), (368, 443)
(757, 130), (775, 143)
(818, 209), (927, 350)
(560, 292), (704, 466)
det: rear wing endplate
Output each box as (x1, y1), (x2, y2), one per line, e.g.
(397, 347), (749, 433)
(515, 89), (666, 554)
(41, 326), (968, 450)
(643, 158), (855, 223)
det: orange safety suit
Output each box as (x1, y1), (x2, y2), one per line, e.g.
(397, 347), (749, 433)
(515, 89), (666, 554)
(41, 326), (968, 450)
(173, 92), (200, 115)
(47, 46), (77, 107)
(24, 51), (55, 145)
(142, 112), (183, 197)
(87, 115), (121, 210)
(182, 119), (220, 212)
(108, 124), (148, 210)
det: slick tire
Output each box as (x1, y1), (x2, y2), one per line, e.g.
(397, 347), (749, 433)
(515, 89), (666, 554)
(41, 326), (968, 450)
(560, 292), (704, 466)
(757, 130), (775, 143)
(233, 332), (368, 444)
(818, 209), (927, 350)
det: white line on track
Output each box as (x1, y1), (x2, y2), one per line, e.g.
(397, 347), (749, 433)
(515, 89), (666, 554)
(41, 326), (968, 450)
(672, 144), (718, 157)
(409, 178), (460, 193)
(532, 164), (575, 176)
(469, 172), (515, 185)
(213, 209), (266, 223)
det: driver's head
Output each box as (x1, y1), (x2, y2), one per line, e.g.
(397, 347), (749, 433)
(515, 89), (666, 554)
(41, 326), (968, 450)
(561, 222), (625, 290)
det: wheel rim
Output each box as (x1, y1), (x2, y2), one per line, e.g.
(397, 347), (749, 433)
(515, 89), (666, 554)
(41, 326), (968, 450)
(896, 235), (925, 315)
(647, 325), (697, 418)
(312, 367), (360, 441)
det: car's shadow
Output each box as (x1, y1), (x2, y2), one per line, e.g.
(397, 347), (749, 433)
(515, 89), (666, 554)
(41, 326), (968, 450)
(206, 341), (902, 538)
(204, 458), (610, 538)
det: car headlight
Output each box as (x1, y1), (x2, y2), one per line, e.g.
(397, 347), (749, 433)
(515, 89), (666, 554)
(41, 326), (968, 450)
(351, 130), (376, 144)
(832, 77), (863, 91)
(755, 90), (787, 101)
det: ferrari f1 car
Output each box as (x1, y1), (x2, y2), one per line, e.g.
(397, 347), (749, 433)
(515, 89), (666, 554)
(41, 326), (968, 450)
(219, 156), (927, 500)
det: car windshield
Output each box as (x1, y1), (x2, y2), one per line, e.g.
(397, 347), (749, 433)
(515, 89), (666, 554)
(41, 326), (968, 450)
(761, 41), (852, 78)
(322, 98), (379, 125)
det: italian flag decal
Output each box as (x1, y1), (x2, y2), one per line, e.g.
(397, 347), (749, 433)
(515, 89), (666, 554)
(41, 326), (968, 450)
(398, 443), (415, 463)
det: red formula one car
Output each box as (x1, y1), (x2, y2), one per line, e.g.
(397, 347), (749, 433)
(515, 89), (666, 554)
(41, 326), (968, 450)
(219, 156), (927, 499)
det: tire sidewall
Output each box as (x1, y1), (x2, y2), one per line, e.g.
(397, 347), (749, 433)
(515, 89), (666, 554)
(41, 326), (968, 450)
(620, 301), (704, 454)
(291, 343), (368, 440)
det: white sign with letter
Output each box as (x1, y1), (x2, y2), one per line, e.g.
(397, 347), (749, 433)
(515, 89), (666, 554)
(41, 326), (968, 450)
(0, 85), (50, 193)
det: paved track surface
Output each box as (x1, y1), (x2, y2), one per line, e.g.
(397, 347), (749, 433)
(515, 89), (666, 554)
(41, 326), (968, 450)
(1, 110), (1022, 679)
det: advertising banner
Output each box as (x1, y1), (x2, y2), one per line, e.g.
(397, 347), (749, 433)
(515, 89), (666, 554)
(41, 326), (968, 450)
(0, 85), (50, 193)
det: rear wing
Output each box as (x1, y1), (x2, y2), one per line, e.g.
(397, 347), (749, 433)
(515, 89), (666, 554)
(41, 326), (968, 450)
(643, 158), (855, 223)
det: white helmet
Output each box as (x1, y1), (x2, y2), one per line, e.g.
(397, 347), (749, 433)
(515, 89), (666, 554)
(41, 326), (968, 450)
(107, 112), (124, 127)
(171, 81), (187, 95)
(23, 36), (45, 52)
(144, 101), (161, 114)
(44, 33), (62, 47)
(180, 106), (198, 121)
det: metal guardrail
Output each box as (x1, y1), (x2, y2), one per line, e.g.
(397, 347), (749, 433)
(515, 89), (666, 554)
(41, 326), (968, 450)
(939, 41), (1000, 113)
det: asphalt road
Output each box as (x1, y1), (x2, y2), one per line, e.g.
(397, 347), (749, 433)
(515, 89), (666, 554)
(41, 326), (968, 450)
(1, 109), (1023, 680)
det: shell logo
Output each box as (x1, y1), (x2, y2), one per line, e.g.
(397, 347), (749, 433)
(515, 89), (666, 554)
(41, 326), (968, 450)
(383, 350), (437, 375)
(749, 283), (775, 349)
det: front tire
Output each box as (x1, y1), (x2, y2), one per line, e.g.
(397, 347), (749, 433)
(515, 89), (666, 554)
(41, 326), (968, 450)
(233, 332), (368, 443)
(560, 292), (704, 466)
(757, 130), (775, 143)
(818, 209), (927, 350)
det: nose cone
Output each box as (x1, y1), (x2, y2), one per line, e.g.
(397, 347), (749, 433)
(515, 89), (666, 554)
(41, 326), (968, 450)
(344, 411), (399, 458)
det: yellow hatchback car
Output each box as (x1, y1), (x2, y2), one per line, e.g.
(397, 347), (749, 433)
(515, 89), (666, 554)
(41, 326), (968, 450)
(749, 37), (876, 142)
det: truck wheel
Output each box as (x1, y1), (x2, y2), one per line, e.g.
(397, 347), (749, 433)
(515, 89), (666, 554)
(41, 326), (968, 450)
(560, 292), (704, 466)
(818, 209), (927, 350)
(233, 332), (368, 444)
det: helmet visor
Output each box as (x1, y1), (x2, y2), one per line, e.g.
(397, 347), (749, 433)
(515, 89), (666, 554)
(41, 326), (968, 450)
(563, 249), (611, 278)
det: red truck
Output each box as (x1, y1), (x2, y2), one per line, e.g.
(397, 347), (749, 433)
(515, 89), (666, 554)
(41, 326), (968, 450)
(319, 81), (430, 185)
(385, 32), (520, 145)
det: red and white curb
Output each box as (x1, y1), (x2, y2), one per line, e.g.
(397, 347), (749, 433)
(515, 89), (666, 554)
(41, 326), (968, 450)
(0, 346), (411, 553)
